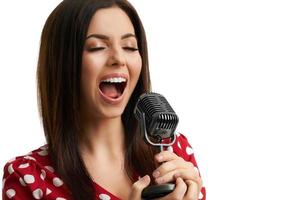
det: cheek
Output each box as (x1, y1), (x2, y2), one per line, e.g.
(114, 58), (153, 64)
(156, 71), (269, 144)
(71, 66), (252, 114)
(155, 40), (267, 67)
(82, 54), (104, 76)
(81, 54), (104, 91)
(128, 56), (142, 82)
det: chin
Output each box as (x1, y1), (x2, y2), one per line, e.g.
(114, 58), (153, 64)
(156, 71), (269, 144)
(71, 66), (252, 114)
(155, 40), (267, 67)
(98, 105), (126, 119)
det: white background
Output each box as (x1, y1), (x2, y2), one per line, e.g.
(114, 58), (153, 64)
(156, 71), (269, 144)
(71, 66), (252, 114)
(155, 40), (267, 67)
(1, 1), (300, 199)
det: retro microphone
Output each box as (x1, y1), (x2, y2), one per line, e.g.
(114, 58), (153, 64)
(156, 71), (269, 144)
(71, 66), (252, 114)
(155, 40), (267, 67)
(134, 92), (179, 199)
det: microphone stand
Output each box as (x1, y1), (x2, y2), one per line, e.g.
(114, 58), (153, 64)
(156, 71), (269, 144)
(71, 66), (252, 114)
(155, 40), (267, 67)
(140, 113), (176, 199)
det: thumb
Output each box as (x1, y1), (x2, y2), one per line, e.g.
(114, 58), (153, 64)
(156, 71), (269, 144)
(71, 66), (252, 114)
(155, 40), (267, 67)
(129, 175), (151, 200)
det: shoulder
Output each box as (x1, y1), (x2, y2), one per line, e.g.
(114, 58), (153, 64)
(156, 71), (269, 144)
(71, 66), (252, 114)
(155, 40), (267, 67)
(2, 145), (68, 199)
(3, 145), (53, 177)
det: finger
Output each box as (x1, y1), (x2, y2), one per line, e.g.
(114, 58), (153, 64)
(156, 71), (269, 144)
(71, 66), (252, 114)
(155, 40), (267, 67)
(174, 169), (202, 186)
(158, 177), (187, 200)
(156, 168), (199, 185)
(153, 158), (187, 179)
(155, 151), (179, 163)
(130, 175), (151, 200)
(154, 168), (178, 184)
(184, 180), (200, 200)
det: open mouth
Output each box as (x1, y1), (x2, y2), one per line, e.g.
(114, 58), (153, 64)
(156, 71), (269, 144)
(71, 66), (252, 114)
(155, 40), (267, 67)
(99, 77), (127, 100)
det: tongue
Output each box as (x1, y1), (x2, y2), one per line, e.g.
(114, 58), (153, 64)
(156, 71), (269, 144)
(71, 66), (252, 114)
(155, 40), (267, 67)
(100, 83), (120, 98)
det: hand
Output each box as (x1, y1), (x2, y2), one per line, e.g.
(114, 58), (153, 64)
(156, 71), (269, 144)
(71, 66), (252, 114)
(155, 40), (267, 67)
(128, 175), (151, 200)
(152, 151), (203, 199)
(157, 177), (199, 200)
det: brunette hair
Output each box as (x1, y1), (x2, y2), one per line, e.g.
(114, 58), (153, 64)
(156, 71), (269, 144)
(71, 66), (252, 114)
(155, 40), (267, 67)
(37, 0), (158, 199)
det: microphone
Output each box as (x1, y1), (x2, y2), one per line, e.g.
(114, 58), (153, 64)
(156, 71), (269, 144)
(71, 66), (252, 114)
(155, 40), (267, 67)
(134, 92), (179, 199)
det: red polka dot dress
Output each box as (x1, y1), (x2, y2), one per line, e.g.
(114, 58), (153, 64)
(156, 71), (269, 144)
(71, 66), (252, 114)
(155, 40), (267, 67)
(2, 133), (206, 200)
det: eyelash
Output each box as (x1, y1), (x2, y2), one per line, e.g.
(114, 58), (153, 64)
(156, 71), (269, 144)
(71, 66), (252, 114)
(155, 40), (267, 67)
(123, 47), (139, 51)
(89, 47), (105, 52)
(89, 47), (138, 52)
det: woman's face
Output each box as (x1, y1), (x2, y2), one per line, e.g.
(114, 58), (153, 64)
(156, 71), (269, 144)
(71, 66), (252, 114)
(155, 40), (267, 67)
(80, 7), (142, 120)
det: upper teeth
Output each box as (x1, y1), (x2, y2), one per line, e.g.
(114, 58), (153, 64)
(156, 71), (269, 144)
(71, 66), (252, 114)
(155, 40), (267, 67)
(102, 77), (127, 83)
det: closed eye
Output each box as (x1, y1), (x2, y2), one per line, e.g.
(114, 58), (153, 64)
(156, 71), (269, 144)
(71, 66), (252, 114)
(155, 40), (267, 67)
(123, 47), (139, 52)
(88, 47), (106, 52)
(87, 47), (138, 52)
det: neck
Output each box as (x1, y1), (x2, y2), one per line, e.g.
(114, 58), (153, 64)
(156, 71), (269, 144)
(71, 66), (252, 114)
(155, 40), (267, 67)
(79, 116), (125, 160)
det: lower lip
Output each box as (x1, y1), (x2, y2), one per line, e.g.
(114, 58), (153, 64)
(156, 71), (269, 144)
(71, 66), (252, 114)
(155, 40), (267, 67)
(98, 84), (127, 105)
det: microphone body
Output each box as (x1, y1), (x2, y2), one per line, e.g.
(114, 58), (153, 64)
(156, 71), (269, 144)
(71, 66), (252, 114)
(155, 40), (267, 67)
(134, 92), (179, 199)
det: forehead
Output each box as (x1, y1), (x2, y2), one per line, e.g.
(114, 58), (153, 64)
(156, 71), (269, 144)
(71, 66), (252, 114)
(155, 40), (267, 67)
(86, 7), (135, 37)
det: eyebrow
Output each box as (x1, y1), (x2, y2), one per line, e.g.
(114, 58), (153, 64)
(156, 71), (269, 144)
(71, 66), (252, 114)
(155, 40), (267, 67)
(85, 33), (137, 40)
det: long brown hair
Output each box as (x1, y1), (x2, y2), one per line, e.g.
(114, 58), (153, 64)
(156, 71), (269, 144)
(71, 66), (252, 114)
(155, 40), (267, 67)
(37, 0), (158, 199)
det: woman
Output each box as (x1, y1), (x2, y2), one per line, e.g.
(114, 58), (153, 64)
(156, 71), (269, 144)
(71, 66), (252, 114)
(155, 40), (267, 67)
(2, 0), (206, 199)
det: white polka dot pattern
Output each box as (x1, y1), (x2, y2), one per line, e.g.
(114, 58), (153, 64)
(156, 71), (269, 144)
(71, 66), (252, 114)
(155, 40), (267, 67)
(99, 193), (111, 200)
(40, 169), (46, 180)
(53, 177), (64, 187)
(186, 146), (194, 155)
(38, 150), (48, 156)
(167, 146), (173, 152)
(2, 135), (206, 200)
(45, 166), (55, 173)
(19, 163), (29, 169)
(46, 188), (52, 195)
(24, 155), (36, 161)
(177, 141), (182, 149)
(6, 189), (16, 198)
(199, 191), (204, 199)
(24, 174), (35, 184)
(40, 145), (48, 150)
(32, 188), (43, 199)
(19, 177), (26, 186)
(2, 178), (5, 189)
(8, 163), (14, 174)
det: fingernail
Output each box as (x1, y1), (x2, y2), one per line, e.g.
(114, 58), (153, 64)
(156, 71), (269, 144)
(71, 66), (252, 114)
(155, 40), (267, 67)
(174, 173), (179, 179)
(155, 177), (162, 184)
(152, 171), (160, 178)
(156, 155), (163, 161)
(176, 177), (182, 182)
(141, 175), (150, 182)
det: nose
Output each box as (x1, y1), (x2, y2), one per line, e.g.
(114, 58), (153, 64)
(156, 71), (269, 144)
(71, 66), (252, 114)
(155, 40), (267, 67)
(107, 46), (126, 67)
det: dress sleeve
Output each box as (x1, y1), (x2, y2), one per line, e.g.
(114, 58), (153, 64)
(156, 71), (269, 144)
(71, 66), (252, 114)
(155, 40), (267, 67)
(171, 133), (206, 200)
(2, 157), (46, 200)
